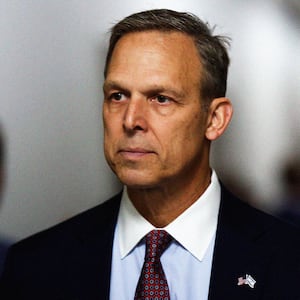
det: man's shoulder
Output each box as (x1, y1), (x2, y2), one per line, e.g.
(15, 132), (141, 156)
(211, 185), (300, 299)
(0, 192), (122, 298)
(220, 185), (300, 247)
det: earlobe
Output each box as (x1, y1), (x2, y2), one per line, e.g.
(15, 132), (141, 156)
(205, 97), (233, 141)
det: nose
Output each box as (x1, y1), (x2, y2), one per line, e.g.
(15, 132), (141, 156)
(123, 96), (148, 133)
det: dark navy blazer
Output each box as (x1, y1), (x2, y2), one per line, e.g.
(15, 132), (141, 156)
(1, 186), (300, 299)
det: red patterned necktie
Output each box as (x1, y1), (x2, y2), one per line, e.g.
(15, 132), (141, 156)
(134, 230), (172, 300)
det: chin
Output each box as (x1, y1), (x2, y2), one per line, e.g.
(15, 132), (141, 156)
(116, 170), (159, 189)
(119, 178), (157, 189)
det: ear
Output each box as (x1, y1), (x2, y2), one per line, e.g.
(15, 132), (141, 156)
(205, 97), (233, 141)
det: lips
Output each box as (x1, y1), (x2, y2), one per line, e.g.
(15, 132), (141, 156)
(118, 147), (155, 158)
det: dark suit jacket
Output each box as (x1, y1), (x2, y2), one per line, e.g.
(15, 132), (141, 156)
(1, 186), (300, 299)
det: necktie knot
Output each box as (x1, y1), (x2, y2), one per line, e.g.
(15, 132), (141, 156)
(145, 230), (172, 261)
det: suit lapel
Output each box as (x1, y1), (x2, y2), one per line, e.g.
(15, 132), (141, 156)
(208, 187), (272, 300)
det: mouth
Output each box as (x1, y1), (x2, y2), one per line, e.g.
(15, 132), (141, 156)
(118, 148), (155, 159)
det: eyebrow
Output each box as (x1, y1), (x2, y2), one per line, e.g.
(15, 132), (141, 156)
(103, 80), (185, 99)
(103, 80), (125, 93)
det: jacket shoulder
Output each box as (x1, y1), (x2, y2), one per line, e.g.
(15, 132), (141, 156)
(209, 186), (300, 299)
(220, 186), (300, 244)
(0, 192), (122, 299)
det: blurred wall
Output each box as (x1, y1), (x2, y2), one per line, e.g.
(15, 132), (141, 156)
(0, 0), (299, 241)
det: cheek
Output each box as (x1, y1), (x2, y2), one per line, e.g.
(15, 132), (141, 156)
(103, 105), (119, 131)
(103, 120), (118, 155)
(169, 114), (205, 152)
(160, 125), (188, 157)
(177, 112), (204, 139)
(103, 113), (121, 137)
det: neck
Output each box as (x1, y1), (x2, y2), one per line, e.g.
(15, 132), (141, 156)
(127, 168), (212, 227)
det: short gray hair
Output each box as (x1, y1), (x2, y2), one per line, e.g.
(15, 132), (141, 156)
(104, 9), (230, 104)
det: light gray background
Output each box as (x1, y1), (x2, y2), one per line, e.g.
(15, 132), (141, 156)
(0, 0), (299, 242)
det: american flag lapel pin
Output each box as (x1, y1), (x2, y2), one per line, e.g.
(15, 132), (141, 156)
(237, 274), (256, 288)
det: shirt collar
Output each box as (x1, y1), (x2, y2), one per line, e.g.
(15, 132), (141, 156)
(117, 170), (221, 261)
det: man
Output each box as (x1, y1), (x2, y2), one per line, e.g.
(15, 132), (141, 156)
(1, 9), (300, 300)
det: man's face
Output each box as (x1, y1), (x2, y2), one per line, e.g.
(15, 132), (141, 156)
(103, 31), (211, 189)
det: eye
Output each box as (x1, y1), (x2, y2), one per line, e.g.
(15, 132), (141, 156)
(109, 92), (126, 101)
(151, 95), (171, 104)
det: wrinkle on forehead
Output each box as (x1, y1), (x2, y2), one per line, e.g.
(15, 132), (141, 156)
(107, 31), (202, 97)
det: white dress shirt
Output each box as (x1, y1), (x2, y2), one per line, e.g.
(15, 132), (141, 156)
(110, 171), (221, 300)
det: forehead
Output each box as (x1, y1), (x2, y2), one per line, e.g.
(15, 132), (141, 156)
(106, 31), (202, 85)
